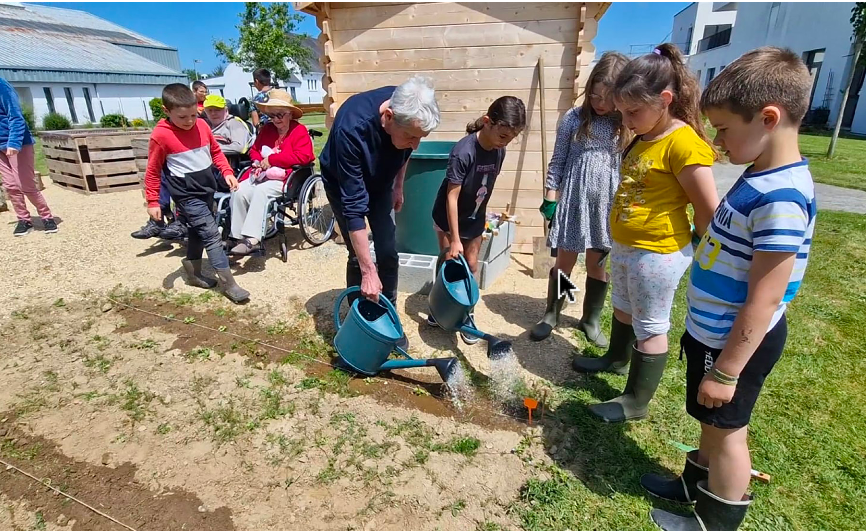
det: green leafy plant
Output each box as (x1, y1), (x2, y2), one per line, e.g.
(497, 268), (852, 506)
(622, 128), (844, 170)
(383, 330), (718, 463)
(149, 98), (166, 121)
(131, 118), (146, 127)
(22, 106), (36, 131)
(100, 113), (130, 128)
(42, 112), (72, 131)
(214, 2), (313, 84)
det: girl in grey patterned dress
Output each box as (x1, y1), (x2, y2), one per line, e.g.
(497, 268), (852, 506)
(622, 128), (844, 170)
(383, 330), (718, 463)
(531, 52), (631, 350)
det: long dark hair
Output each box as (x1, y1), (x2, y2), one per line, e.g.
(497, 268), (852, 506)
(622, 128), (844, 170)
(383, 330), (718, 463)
(614, 43), (717, 158)
(466, 96), (526, 135)
(576, 51), (632, 152)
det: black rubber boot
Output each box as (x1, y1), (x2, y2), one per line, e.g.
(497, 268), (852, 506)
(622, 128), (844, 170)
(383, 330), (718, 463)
(577, 277), (610, 348)
(530, 269), (565, 341)
(641, 450), (708, 504)
(588, 347), (668, 423)
(572, 316), (633, 375)
(650, 480), (751, 531)
(215, 268), (250, 304)
(181, 259), (217, 289)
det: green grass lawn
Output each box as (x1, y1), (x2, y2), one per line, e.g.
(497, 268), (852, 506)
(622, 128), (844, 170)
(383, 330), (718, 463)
(516, 210), (866, 531)
(798, 132), (866, 192)
(34, 139), (48, 177)
(300, 113), (328, 158)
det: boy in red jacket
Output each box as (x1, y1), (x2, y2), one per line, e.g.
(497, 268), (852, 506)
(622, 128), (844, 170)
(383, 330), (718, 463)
(144, 84), (248, 303)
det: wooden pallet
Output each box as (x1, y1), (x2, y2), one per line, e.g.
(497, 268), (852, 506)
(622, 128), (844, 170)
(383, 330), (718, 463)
(39, 129), (151, 195)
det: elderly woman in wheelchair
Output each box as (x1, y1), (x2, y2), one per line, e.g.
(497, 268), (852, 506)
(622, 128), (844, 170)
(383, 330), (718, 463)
(228, 89), (314, 256)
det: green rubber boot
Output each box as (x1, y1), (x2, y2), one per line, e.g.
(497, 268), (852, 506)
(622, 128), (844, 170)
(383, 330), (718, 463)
(572, 316), (634, 375)
(588, 346), (668, 423)
(650, 480), (751, 531)
(530, 268), (565, 341)
(577, 277), (610, 348)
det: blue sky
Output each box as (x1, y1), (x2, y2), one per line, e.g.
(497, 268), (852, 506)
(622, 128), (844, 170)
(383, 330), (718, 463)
(36, 2), (689, 74)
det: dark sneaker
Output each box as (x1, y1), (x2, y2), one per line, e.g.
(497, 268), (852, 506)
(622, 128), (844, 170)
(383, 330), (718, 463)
(131, 219), (164, 239)
(159, 220), (187, 240)
(13, 220), (33, 237)
(460, 313), (480, 345)
(426, 314), (440, 328)
(42, 218), (58, 234)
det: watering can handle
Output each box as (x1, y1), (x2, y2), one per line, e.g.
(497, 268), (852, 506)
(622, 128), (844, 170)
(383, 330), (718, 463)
(448, 253), (475, 299)
(332, 286), (404, 338)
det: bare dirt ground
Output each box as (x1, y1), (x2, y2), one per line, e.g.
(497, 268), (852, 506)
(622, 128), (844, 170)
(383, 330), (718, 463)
(0, 185), (589, 530)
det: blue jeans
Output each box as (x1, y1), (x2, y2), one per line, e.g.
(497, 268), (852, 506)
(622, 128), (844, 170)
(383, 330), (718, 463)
(325, 186), (398, 304)
(175, 195), (229, 270)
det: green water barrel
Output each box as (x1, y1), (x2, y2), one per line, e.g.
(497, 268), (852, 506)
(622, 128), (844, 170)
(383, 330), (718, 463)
(395, 140), (455, 256)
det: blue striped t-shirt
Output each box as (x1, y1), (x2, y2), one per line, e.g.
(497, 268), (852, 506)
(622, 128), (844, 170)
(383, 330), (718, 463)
(686, 160), (816, 348)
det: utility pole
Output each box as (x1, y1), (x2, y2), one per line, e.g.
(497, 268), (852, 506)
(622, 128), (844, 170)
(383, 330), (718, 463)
(193, 59), (201, 81)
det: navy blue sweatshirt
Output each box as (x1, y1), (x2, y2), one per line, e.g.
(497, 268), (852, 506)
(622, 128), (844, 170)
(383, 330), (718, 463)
(0, 77), (34, 151)
(320, 86), (413, 231)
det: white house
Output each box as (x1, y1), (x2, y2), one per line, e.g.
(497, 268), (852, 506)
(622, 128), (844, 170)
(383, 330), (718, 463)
(0, 3), (186, 125)
(672, 2), (866, 135)
(204, 37), (326, 105)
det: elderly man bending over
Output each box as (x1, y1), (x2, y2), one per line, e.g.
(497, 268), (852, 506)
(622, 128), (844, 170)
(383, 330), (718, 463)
(320, 75), (440, 349)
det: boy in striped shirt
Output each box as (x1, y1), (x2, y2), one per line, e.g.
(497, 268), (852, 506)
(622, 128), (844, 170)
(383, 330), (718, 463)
(643, 48), (816, 531)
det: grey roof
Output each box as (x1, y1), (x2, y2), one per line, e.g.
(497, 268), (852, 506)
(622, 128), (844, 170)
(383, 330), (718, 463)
(0, 3), (171, 48)
(0, 3), (182, 79)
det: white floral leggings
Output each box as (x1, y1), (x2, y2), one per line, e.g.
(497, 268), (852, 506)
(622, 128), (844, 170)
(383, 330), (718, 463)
(610, 241), (693, 340)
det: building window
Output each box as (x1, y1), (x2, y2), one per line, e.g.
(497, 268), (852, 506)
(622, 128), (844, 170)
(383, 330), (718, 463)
(290, 87), (297, 100)
(720, 65), (726, 71)
(43, 87), (55, 114)
(685, 26), (693, 54)
(803, 48), (826, 108)
(82, 87), (95, 122)
(706, 68), (716, 84)
(695, 70), (702, 86)
(63, 87), (78, 123)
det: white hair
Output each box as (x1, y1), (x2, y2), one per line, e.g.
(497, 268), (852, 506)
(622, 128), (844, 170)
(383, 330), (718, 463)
(389, 75), (440, 133)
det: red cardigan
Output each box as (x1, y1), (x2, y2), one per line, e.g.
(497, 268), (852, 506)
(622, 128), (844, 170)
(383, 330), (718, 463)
(249, 121), (315, 172)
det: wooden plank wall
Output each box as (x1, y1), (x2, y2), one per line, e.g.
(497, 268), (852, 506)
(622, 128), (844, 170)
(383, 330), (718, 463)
(303, 2), (603, 253)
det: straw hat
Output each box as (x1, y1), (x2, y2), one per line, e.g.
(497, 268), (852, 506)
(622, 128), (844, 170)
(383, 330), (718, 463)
(254, 89), (303, 120)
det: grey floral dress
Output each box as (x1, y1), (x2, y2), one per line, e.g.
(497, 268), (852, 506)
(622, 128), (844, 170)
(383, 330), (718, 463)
(546, 108), (621, 253)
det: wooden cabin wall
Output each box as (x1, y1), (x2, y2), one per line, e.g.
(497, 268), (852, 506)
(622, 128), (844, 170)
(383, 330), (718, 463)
(307, 2), (604, 253)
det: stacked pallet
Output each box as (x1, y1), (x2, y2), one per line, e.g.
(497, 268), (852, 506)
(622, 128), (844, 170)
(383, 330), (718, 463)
(40, 129), (151, 195)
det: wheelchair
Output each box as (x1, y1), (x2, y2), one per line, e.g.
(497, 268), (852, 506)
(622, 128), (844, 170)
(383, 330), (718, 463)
(213, 129), (335, 262)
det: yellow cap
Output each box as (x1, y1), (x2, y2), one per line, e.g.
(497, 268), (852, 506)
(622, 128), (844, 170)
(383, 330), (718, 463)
(203, 94), (226, 109)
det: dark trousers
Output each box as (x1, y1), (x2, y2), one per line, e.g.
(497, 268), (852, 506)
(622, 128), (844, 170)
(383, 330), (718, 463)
(175, 195), (229, 270)
(325, 186), (399, 303)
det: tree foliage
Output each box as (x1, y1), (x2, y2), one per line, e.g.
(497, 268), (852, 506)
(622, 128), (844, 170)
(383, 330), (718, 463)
(827, 3), (865, 157)
(211, 64), (226, 77)
(854, 3), (866, 65)
(213, 2), (312, 84)
(182, 68), (198, 82)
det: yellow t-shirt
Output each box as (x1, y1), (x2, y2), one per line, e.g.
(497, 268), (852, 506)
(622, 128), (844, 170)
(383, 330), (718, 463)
(610, 126), (714, 253)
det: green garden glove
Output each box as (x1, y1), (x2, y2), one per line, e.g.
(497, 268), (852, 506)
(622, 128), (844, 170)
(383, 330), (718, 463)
(540, 199), (557, 221)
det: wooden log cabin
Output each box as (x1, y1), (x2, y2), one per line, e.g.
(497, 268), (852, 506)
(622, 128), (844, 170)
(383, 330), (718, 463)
(294, 1), (611, 253)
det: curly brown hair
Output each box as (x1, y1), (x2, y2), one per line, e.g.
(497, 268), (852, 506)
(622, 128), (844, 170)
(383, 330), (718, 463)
(576, 51), (632, 152)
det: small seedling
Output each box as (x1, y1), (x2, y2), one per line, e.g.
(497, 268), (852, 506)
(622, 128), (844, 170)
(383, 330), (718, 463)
(134, 339), (158, 350)
(53, 298), (66, 308)
(156, 423), (172, 435)
(184, 347), (213, 362)
(449, 499), (467, 517)
(183, 316), (197, 324)
(218, 325), (227, 332)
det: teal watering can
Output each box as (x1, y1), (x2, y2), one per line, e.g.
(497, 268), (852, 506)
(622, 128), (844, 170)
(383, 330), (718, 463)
(428, 255), (513, 360)
(333, 287), (459, 381)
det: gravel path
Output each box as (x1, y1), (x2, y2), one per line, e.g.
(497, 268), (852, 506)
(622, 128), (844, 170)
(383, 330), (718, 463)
(713, 162), (866, 214)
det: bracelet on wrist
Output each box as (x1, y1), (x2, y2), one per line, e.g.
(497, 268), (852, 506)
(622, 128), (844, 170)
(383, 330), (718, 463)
(710, 366), (738, 386)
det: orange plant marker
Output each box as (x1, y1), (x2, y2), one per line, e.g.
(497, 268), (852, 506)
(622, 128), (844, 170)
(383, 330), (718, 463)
(524, 397), (538, 426)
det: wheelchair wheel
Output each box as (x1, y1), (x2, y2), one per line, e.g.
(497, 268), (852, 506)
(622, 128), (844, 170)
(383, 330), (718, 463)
(298, 173), (335, 246)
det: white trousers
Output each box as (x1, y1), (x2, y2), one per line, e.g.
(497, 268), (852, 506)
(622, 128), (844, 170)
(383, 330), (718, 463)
(230, 178), (284, 240)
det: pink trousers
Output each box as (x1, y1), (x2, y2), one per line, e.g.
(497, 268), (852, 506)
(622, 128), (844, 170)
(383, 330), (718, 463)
(0, 144), (52, 221)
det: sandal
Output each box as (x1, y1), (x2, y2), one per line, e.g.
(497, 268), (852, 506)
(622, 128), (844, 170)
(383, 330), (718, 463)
(229, 238), (262, 256)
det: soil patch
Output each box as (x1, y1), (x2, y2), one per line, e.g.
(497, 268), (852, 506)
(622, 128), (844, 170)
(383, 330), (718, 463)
(0, 414), (235, 531)
(113, 297), (528, 433)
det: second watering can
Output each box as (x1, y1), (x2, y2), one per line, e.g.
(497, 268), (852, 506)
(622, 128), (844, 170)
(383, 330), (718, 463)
(428, 254), (480, 331)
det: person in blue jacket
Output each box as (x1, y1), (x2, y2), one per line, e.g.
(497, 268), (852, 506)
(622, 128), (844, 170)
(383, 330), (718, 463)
(0, 77), (57, 236)
(319, 75), (440, 350)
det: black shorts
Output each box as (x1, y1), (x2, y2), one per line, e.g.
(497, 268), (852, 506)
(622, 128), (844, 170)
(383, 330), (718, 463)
(684, 314), (787, 429)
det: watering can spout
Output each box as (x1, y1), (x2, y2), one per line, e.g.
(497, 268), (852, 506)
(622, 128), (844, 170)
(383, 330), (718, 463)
(379, 356), (460, 383)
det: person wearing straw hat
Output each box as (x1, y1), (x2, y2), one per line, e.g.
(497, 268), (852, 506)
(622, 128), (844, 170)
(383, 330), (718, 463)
(229, 89), (314, 256)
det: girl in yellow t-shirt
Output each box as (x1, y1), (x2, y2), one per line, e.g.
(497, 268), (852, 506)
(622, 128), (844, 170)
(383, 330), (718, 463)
(578, 43), (720, 424)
